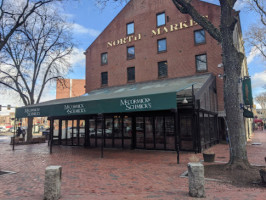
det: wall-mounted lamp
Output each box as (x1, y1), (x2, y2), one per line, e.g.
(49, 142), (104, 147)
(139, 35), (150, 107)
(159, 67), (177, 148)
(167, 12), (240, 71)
(182, 97), (188, 104)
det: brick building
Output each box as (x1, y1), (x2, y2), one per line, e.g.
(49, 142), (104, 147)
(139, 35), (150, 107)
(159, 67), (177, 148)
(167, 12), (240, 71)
(16, 0), (252, 152)
(56, 79), (86, 99)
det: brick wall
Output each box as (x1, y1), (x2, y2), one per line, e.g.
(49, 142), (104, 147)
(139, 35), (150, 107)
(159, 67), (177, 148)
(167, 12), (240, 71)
(56, 79), (86, 99)
(85, 0), (227, 112)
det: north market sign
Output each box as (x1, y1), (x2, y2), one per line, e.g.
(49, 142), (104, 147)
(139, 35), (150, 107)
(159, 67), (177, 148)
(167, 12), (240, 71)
(15, 92), (177, 118)
(107, 16), (208, 48)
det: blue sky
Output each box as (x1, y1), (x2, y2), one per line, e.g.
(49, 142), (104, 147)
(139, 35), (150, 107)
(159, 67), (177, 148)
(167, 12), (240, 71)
(0, 0), (265, 114)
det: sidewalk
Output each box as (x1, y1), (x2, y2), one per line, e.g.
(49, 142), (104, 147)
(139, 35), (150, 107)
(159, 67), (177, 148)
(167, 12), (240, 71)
(0, 131), (265, 200)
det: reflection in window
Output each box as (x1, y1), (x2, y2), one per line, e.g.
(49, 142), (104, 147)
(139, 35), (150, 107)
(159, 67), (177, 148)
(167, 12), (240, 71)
(196, 54), (207, 72)
(101, 52), (108, 65)
(157, 38), (167, 52)
(127, 46), (135, 59)
(127, 22), (134, 35)
(157, 12), (165, 27)
(194, 29), (206, 44)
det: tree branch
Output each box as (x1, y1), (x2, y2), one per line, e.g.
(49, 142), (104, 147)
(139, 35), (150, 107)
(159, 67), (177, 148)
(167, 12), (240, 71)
(172, 0), (222, 43)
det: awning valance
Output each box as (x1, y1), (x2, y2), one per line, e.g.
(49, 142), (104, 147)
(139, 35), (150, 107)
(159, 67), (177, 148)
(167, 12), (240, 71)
(16, 92), (177, 118)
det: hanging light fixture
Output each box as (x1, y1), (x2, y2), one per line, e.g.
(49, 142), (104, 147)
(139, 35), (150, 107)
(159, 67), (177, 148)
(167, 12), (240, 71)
(182, 97), (188, 104)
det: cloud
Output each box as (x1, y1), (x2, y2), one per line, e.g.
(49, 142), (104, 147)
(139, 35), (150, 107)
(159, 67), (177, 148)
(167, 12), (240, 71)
(70, 23), (100, 37)
(251, 70), (266, 94)
(247, 46), (261, 64)
(67, 47), (85, 68)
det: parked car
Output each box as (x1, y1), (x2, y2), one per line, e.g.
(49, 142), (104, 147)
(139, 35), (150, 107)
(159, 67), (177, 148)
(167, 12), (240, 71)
(0, 126), (7, 133)
(8, 127), (15, 133)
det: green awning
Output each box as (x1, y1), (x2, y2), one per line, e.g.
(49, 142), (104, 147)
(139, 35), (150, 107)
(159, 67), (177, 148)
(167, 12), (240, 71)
(16, 92), (177, 118)
(15, 73), (213, 118)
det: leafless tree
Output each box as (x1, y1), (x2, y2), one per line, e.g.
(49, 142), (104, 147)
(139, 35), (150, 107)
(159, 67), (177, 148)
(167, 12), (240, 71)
(0, 0), (66, 52)
(0, 6), (74, 141)
(245, 0), (266, 60)
(255, 92), (266, 109)
(249, 0), (266, 25)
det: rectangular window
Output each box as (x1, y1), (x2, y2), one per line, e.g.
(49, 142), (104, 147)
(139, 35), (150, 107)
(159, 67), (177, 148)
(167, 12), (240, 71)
(127, 22), (134, 35)
(127, 46), (135, 60)
(101, 72), (108, 86)
(194, 29), (206, 45)
(157, 12), (166, 27)
(196, 54), (207, 72)
(101, 52), (108, 65)
(127, 67), (135, 82)
(157, 38), (167, 53)
(158, 61), (168, 78)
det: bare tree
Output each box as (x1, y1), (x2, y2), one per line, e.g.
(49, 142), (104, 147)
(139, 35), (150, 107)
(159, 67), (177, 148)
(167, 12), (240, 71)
(255, 92), (266, 109)
(245, 0), (266, 60)
(0, 0), (67, 52)
(249, 0), (266, 25)
(171, 0), (248, 169)
(0, 6), (74, 141)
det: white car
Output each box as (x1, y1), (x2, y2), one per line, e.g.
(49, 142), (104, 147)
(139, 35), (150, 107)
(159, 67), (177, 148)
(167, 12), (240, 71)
(0, 127), (7, 133)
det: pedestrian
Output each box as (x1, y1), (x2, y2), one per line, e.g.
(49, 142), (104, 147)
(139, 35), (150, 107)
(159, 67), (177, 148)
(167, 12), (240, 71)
(22, 129), (26, 139)
(16, 127), (22, 137)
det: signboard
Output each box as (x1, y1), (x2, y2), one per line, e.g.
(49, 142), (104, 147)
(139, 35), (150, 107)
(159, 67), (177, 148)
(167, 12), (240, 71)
(242, 78), (253, 106)
(243, 108), (254, 118)
(15, 92), (177, 118)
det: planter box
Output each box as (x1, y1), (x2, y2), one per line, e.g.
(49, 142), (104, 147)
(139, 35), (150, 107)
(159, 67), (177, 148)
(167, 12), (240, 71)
(203, 153), (215, 162)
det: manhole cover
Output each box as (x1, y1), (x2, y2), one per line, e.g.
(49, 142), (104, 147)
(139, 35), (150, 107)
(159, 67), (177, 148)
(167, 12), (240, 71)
(0, 170), (16, 176)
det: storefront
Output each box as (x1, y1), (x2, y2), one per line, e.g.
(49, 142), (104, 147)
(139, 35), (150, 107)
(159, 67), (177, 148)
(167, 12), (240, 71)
(15, 73), (219, 153)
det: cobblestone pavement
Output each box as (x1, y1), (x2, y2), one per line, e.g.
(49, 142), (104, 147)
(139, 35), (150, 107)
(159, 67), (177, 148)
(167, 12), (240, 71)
(0, 131), (265, 200)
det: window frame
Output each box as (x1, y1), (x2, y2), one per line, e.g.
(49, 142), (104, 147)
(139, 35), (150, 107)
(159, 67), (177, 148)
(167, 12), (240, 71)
(195, 54), (208, 72)
(101, 71), (108, 86)
(101, 52), (108, 65)
(126, 22), (134, 35)
(127, 46), (135, 60)
(194, 29), (206, 45)
(158, 61), (168, 78)
(156, 12), (166, 27)
(127, 67), (135, 82)
(157, 38), (167, 53)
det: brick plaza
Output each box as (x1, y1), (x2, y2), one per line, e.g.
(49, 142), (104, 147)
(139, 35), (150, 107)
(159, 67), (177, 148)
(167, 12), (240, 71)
(0, 131), (265, 200)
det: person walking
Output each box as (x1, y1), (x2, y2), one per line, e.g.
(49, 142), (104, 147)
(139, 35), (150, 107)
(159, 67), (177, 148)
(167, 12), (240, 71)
(16, 127), (22, 137)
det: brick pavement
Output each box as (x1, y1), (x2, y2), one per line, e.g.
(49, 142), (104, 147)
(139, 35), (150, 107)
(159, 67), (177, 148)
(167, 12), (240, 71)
(0, 131), (265, 200)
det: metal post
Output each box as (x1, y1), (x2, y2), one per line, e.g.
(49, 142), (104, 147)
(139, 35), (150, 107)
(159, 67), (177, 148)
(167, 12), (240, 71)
(98, 114), (104, 158)
(12, 118), (17, 151)
(50, 119), (54, 154)
(177, 144), (180, 164)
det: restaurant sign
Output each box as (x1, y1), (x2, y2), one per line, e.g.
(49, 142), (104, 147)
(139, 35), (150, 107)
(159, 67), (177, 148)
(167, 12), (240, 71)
(242, 78), (253, 106)
(15, 92), (177, 118)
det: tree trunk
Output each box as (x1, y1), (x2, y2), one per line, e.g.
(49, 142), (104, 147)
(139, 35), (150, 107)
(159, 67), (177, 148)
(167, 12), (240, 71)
(27, 117), (33, 142)
(220, 3), (249, 168)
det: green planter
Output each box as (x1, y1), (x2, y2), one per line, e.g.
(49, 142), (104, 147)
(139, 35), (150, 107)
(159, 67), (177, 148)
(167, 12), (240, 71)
(203, 153), (215, 162)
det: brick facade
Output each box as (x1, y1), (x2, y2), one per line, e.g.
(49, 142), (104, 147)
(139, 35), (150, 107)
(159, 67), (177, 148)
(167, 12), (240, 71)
(85, 0), (226, 112)
(56, 79), (86, 99)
